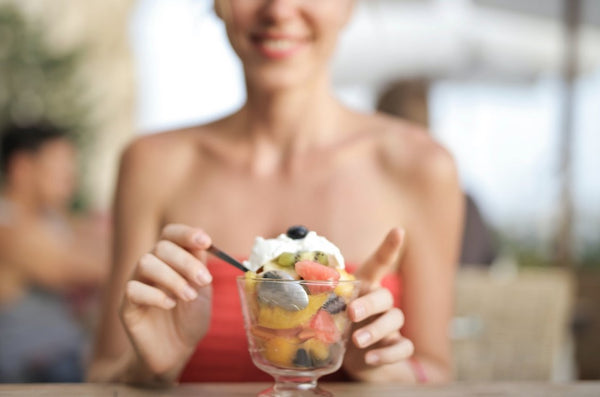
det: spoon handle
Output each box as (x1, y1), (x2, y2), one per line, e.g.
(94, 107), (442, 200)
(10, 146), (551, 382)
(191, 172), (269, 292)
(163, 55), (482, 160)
(207, 245), (248, 272)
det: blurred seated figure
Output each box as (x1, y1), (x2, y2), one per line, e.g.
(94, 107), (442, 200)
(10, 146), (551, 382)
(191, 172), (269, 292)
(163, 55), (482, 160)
(0, 123), (108, 382)
(378, 80), (497, 266)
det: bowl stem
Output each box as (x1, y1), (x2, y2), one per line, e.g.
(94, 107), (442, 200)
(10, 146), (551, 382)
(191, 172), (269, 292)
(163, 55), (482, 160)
(258, 374), (333, 396)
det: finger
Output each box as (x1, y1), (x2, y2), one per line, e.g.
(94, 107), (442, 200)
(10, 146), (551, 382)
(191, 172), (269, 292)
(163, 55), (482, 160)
(379, 331), (403, 345)
(348, 287), (394, 322)
(160, 223), (212, 251)
(355, 227), (405, 289)
(154, 240), (212, 286)
(124, 280), (177, 310)
(352, 307), (405, 348)
(136, 253), (199, 302)
(364, 337), (415, 366)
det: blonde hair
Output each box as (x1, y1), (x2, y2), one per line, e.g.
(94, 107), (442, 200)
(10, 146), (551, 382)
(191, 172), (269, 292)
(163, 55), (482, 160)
(213, 0), (231, 21)
(377, 80), (430, 128)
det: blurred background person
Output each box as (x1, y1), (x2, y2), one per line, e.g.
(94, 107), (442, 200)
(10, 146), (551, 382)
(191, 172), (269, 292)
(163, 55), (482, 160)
(377, 80), (498, 266)
(0, 123), (109, 382)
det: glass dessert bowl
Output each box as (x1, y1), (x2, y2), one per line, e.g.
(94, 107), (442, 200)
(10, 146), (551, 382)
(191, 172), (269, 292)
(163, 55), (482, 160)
(237, 226), (361, 397)
(237, 277), (360, 396)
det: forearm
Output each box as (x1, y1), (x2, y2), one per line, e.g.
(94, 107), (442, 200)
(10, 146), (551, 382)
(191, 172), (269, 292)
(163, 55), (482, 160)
(66, 247), (109, 285)
(87, 350), (181, 387)
(22, 247), (107, 291)
(413, 354), (452, 383)
(348, 354), (451, 383)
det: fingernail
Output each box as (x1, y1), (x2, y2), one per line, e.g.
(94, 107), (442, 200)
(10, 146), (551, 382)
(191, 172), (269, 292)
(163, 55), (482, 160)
(182, 285), (198, 301)
(365, 352), (380, 365)
(196, 270), (213, 285)
(164, 298), (176, 309)
(355, 330), (371, 347)
(194, 233), (210, 247)
(352, 304), (365, 321)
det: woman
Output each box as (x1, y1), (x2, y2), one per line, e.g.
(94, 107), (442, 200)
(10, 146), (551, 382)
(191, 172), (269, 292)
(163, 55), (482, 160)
(89, 0), (463, 385)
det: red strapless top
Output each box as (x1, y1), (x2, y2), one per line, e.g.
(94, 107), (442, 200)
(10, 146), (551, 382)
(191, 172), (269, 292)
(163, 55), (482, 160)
(179, 258), (402, 383)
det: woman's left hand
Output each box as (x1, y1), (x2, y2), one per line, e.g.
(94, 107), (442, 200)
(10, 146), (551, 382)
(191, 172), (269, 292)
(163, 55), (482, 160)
(342, 228), (415, 381)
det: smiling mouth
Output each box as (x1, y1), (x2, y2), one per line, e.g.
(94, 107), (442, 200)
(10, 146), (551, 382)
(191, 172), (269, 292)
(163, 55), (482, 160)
(251, 35), (307, 59)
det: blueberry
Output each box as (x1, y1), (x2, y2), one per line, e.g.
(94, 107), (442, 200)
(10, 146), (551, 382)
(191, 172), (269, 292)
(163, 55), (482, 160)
(286, 225), (308, 240)
(293, 348), (312, 368)
(322, 294), (346, 314)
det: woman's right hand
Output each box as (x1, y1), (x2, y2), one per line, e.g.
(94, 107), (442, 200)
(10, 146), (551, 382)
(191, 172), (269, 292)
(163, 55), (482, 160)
(119, 224), (213, 381)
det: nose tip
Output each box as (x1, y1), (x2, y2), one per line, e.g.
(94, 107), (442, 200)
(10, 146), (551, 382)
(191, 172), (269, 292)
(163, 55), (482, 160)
(260, 0), (298, 21)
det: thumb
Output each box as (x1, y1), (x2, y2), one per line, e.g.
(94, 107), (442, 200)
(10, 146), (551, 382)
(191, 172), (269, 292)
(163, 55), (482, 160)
(355, 227), (405, 291)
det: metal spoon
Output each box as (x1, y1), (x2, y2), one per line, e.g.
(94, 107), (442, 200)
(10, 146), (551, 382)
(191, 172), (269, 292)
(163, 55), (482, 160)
(207, 245), (248, 272)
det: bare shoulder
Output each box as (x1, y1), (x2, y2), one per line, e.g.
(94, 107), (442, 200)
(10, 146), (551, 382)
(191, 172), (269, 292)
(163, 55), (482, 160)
(122, 127), (196, 172)
(120, 122), (221, 183)
(117, 121), (224, 202)
(367, 112), (460, 193)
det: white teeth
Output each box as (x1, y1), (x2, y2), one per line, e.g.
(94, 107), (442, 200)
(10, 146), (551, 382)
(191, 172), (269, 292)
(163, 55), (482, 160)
(261, 39), (295, 51)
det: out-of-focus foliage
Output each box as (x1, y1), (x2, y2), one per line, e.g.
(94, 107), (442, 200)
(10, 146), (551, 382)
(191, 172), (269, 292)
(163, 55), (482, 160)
(0, 4), (89, 141)
(497, 230), (600, 269)
(0, 4), (95, 209)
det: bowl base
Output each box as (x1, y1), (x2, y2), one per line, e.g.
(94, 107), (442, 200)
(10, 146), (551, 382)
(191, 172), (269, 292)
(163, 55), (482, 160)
(258, 375), (333, 397)
(258, 385), (333, 397)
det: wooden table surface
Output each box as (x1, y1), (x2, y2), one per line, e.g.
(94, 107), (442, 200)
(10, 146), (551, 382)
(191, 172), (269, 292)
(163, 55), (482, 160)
(1, 382), (599, 397)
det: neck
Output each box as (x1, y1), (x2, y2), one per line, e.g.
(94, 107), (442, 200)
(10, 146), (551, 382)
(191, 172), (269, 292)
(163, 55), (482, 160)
(241, 74), (346, 150)
(230, 74), (353, 175)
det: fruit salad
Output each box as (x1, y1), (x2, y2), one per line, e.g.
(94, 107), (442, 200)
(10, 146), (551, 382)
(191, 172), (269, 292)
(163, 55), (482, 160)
(240, 226), (358, 371)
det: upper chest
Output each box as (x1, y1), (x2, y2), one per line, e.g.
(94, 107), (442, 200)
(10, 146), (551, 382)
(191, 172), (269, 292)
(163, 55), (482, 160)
(162, 152), (411, 262)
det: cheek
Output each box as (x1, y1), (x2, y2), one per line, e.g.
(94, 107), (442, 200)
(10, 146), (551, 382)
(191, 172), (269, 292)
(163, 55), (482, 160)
(222, 2), (256, 50)
(308, 7), (352, 54)
(41, 164), (76, 195)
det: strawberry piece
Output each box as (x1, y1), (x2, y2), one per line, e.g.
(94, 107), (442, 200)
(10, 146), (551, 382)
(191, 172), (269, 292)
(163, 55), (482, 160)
(310, 310), (341, 343)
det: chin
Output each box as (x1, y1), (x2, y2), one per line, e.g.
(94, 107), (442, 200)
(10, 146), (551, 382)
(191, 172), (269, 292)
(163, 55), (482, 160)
(247, 75), (301, 92)
(245, 64), (323, 93)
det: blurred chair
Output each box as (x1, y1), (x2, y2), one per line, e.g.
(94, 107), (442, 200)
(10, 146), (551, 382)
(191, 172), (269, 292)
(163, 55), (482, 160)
(452, 266), (575, 381)
(573, 270), (600, 380)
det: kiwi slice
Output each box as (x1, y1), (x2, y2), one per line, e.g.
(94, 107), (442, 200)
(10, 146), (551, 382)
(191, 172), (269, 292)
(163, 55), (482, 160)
(295, 251), (314, 263)
(276, 250), (330, 267)
(313, 251), (329, 266)
(276, 252), (296, 267)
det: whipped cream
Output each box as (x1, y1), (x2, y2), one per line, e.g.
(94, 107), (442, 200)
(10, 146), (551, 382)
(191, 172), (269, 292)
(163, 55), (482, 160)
(244, 231), (345, 272)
